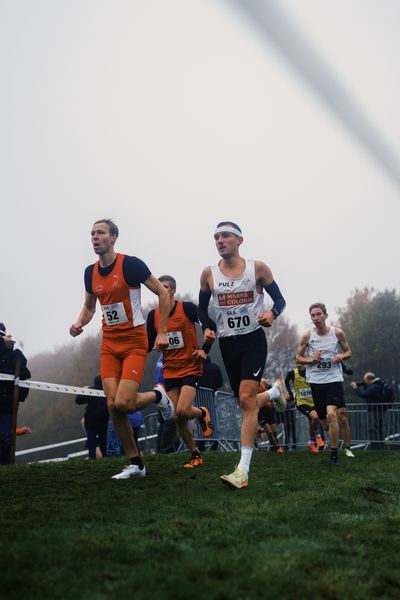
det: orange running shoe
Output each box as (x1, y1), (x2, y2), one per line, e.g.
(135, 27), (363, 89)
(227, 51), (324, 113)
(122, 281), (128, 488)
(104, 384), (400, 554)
(199, 406), (213, 438)
(183, 454), (203, 468)
(277, 447), (284, 454)
(307, 441), (318, 454)
(316, 436), (325, 449)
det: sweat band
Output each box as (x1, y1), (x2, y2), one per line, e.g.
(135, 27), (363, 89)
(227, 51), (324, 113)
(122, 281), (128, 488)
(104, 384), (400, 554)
(264, 280), (286, 318)
(214, 225), (242, 238)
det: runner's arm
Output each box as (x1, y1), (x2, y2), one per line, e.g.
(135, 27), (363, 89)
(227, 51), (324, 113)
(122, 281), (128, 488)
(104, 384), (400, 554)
(143, 275), (170, 350)
(146, 309), (157, 352)
(295, 331), (317, 365)
(256, 261), (286, 327)
(183, 302), (214, 356)
(70, 292), (97, 337)
(333, 328), (352, 363)
(199, 267), (216, 343)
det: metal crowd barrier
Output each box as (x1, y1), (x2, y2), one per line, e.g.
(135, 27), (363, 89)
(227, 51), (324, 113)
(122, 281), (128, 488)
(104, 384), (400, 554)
(12, 381), (400, 462)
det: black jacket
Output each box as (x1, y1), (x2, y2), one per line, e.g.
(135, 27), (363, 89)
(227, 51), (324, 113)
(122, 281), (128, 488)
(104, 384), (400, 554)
(75, 375), (109, 429)
(0, 347), (31, 413)
(352, 379), (385, 404)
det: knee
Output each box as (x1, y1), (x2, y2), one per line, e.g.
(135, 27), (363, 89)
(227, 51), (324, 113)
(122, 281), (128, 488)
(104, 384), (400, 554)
(239, 391), (257, 414)
(338, 411), (347, 424)
(114, 397), (130, 413)
(176, 407), (191, 420)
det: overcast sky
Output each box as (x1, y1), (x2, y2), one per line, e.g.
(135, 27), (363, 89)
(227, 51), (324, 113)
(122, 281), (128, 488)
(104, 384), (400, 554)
(2, 0), (399, 358)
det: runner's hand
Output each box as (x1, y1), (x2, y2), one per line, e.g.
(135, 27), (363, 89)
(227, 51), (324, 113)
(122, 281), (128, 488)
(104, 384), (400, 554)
(155, 332), (169, 351)
(193, 348), (207, 361)
(204, 328), (216, 343)
(258, 310), (274, 327)
(70, 322), (83, 337)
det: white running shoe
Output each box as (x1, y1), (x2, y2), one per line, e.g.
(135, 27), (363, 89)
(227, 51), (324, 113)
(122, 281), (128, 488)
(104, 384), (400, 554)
(220, 466), (249, 489)
(272, 378), (287, 412)
(344, 448), (355, 458)
(154, 384), (175, 420)
(111, 464), (146, 480)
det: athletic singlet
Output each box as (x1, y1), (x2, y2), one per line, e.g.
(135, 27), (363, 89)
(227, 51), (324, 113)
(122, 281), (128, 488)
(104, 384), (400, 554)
(154, 301), (202, 379)
(293, 368), (313, 407)
(91, 253), (146, 333)
(211, 259), (264, 338)
(306, 327), (344, 384)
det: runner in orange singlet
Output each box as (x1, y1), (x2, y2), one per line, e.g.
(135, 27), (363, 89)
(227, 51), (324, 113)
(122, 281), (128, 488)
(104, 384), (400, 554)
(147, 275), (214, 469)
(70, 219), (174, 480)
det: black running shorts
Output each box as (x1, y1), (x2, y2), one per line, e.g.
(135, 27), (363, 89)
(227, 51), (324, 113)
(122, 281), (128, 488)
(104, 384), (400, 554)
(164, 375), (199, 392)
(310, 381), (346, 420)
(296, 403), (316, 418)
(219, 328), (268, 397)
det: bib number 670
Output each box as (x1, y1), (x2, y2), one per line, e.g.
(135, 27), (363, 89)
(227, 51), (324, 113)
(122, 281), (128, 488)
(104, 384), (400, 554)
(227, 315), (250, 328)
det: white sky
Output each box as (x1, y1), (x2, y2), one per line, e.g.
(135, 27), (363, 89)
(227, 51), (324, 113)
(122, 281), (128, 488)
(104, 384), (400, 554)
(1, 0), (399, 358)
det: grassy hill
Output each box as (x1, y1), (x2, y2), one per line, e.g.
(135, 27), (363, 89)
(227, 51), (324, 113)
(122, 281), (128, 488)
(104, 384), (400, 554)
(2, 450), (400, 599)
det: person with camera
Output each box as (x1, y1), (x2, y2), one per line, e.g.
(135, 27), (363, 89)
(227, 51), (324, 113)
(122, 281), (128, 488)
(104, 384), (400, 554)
(351, 373), (391, 447)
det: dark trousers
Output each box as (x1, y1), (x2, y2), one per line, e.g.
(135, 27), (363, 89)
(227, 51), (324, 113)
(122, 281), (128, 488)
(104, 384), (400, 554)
(85, 422), (108, 459)
(0, 413), (12, 465)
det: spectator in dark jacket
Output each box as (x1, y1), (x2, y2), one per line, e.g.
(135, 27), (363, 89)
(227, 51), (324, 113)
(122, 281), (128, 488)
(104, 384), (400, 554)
(0, 324), (31, 464)
(351, 372), (388, 447)
(75, 374), (109, 459)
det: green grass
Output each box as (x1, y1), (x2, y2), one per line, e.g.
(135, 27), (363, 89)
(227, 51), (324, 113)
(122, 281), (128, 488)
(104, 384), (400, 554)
(2, 450), (400, 600)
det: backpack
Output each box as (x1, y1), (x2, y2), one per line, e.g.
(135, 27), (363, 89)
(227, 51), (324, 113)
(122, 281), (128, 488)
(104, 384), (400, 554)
(379, 380), (395, 405)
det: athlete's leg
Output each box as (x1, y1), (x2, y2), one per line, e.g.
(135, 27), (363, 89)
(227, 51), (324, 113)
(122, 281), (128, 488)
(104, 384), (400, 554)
(265, 422), (279, 449)
(104, 378), (140, 458)
(309, 409), (319, 438)
(338, 406), (351, 446)
(256, 380), (284, 410)
(174, 386), (200, 454)
(326, 405), (339, 449)
(239, 379), (260, 448)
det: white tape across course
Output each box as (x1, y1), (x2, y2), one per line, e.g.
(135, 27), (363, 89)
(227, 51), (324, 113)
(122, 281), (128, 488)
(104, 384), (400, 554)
(0, 373), (105, 397)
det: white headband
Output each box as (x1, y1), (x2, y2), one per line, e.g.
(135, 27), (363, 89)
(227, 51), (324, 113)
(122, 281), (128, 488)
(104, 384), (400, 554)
(214, 226), (242, 237)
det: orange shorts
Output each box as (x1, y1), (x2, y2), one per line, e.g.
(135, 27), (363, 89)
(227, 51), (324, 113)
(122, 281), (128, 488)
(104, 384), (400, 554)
(100, 326), (148, 383)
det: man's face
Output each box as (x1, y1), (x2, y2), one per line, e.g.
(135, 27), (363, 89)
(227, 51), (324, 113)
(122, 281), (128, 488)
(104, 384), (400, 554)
(214, 231), (242, 258)
(161, 280), (176, 299)
(91, 222), (116, 256)
(310, 307), (327, 330)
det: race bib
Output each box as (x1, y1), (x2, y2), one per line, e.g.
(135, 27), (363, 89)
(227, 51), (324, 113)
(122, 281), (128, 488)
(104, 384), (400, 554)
(316, 358), (332, 370)
(221, 305), (256, 335)
(101, 302), (128, 326)
(299, 388), (312, 399)
(166, 331), (184, 349)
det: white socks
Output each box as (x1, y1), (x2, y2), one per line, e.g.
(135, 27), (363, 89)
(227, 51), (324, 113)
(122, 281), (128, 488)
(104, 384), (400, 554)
(238, 446), (253, 475)
(268, 386), (280, 401)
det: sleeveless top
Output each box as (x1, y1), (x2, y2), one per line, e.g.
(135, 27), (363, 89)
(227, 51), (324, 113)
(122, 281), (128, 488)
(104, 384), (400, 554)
(211, 259), (265, 338)
(91, 253), (145, 333)
(154, 301), (202, 379)
(293, 368), (314, 407)
(306, 327), (344, 384)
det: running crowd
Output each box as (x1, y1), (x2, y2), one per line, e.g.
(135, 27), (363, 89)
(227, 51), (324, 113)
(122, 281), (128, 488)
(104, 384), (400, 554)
(69, 218), (354, 489)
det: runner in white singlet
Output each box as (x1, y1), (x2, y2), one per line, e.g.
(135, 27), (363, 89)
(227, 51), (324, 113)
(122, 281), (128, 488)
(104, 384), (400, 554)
(296, 303), (353, 466)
